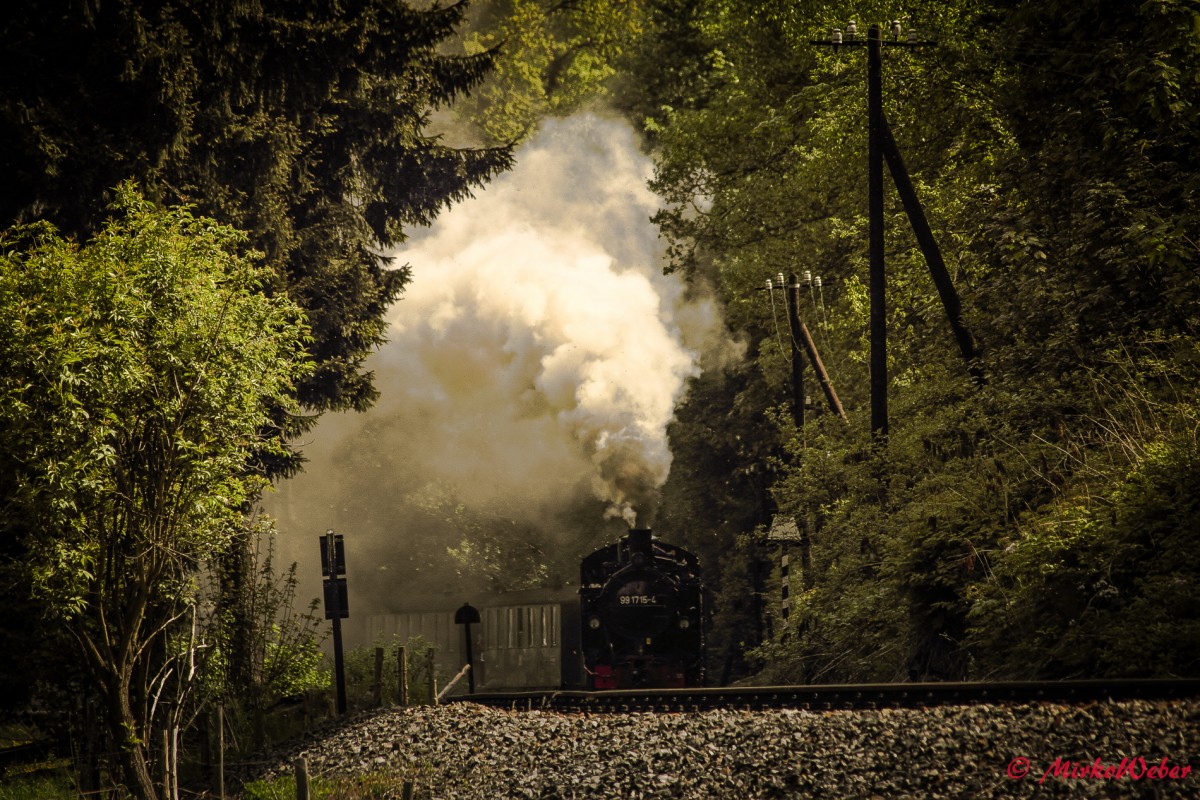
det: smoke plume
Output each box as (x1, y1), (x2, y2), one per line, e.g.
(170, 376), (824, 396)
(267, 113), (737, 606)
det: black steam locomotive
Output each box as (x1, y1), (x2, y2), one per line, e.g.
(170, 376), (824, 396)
(364, 527), (705, 693)
(581, 528), (706, 689)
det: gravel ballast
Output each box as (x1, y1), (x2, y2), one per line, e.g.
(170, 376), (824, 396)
(244, 699), (1199, 798)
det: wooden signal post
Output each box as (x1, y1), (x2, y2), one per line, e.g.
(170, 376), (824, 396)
(320, 529), (349, 714)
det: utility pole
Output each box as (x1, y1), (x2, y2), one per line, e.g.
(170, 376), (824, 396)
(784, 272), (806, 428)
(785, 272), (847, 422)
(812, 20), (979, 437)
(868, 23), (887, 438)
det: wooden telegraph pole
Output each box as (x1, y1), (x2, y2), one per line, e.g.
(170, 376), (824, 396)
(784, 273), (847, 423)
(812, 20), (982, 438)
(784, 273), (806, 428)
(867, 23), (887, 438)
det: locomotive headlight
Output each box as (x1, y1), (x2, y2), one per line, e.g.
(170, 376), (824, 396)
(588, 617), (602, 629)
(678, 618), (691, 630)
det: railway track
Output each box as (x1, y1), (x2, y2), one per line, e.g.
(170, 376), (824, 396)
(448, 678), (1200, 713)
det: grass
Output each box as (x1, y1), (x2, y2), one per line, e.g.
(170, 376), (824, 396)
(0, 772), (78, 800)
(242, 770), (426, 800)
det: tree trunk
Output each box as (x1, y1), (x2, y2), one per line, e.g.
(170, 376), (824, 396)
(109, 670), (160, 800)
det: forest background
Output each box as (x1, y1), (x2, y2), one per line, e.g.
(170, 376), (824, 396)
(0, 0), (1197, 797)
(445, 0), (1200, 685)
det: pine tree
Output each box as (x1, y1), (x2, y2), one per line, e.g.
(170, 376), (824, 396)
(0, 0), (514, 431)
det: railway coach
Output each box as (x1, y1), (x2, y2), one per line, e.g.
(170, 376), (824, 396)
(364, 528), (706, 695)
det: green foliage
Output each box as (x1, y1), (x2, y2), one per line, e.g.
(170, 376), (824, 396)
(454, 0), (646, 143)
(0, 184), (309, 616)
(201, 527), (329, 704)
(967, 354), (1200, 677)
(623, 0), (1200, 682)
(0, 772), (78, 800)
(0, 186), (311, 797)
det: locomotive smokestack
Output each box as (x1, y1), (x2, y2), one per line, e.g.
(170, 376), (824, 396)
(627, 527), (653, 556)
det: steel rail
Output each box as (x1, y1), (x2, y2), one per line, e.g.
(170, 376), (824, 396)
(447, 679), (1200, 713)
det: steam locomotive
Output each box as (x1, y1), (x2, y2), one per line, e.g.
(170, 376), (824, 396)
(580, 527), (705, 689)
(364, 527), (706, 693)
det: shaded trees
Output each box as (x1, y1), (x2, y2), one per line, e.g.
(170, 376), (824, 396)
(0, 0), (513, 426)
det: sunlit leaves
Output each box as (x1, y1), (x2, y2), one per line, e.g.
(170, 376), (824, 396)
(0, 185), (309, 615)
(630, 0), (1200, 681)
(453, 0), (647, 144)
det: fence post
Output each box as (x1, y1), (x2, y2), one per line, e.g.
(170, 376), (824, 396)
(397, 645), (409, 706)
(373, 647), (384, 707)
(217, 703), (226, 800)
(427, 649), (437, 705)
(295, 756), (310, 800)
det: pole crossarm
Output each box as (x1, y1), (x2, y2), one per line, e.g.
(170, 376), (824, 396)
(809, 18), (935, 51)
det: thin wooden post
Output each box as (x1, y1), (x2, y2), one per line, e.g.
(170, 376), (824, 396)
(217, 703), (226, 800)
(397, 646), (409, 706)
(435, 664), (471, 702)
(373, 646), (384, 707)
(427, 649), (437, 705)
(402, 780), (415, 800)
(161, 730), (171, 800)
(170, 724), (179, 800)
(295, 756), (310, 800)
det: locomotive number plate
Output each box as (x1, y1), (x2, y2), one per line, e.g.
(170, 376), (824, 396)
(619, 595), (658, 605)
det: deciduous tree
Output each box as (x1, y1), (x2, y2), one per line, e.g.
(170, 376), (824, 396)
(0, 187), (310, 800)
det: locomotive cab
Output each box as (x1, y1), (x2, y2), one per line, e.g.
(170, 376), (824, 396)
(580, 528), (705, 689)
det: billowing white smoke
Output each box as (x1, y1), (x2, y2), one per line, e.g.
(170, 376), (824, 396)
(267, 114), (739, 606)
(370, 113), (719, 524)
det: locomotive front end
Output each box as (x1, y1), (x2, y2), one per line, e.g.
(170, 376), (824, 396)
(580, 528), (705, 689)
